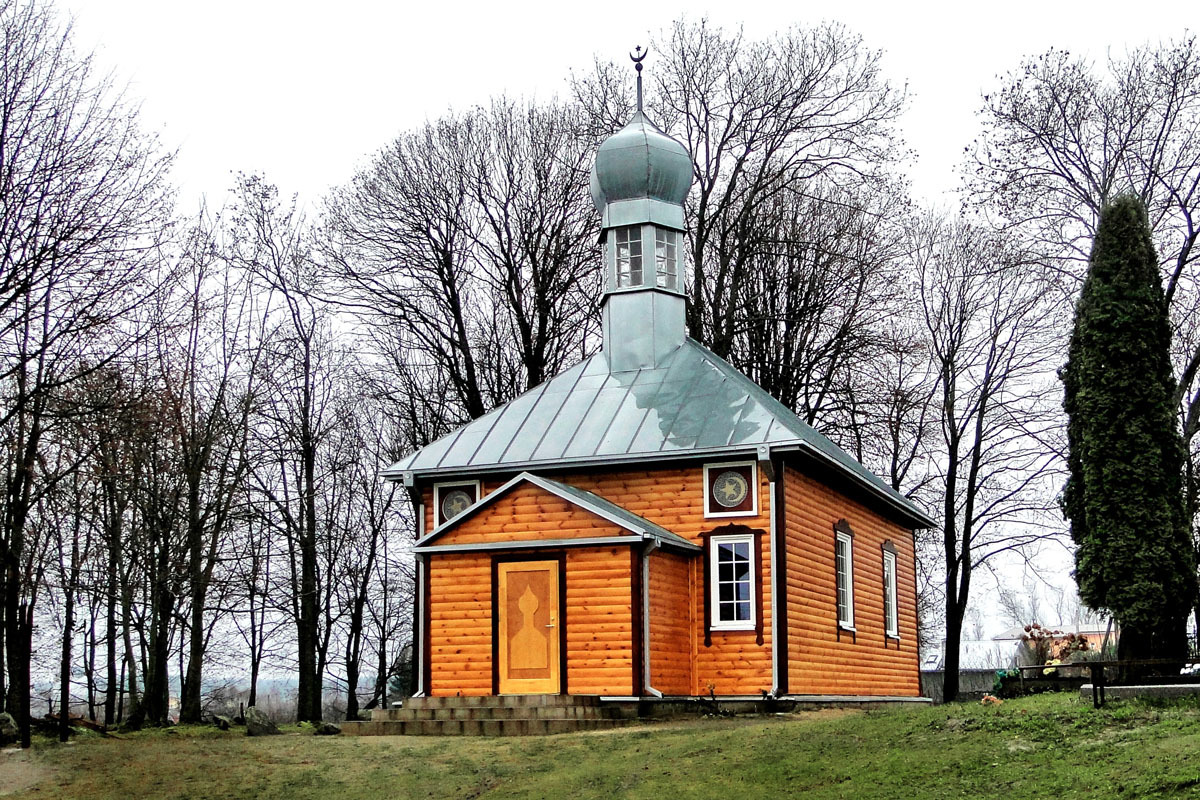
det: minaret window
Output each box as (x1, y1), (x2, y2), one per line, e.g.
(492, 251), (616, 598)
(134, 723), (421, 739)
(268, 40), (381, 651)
(615, 225), (643, 287)
(655, 228), (678, 290)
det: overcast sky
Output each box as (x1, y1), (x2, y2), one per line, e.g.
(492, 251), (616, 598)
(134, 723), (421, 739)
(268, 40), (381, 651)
(58, 0), (1190, 214)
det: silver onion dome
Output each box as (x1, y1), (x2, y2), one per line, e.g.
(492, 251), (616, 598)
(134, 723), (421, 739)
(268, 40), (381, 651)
(589, 110), (692, 213)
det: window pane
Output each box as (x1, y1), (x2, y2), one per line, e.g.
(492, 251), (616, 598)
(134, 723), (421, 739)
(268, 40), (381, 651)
(655, 228), (677, 290)
(712, 535), (756, 627)
(615, 226), (642, 287)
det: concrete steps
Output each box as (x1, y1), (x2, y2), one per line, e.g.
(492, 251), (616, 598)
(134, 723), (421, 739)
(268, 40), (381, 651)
(340, 695), (636, 737)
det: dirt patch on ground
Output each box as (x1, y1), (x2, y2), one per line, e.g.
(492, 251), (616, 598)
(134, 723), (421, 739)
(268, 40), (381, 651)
(0, 747), (51, 796)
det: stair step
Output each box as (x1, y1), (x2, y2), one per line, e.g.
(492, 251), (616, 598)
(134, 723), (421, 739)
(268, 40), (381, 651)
(371, 704), (624, 723)
(400, 694), (603, 710)
(343, 715), (634, 737)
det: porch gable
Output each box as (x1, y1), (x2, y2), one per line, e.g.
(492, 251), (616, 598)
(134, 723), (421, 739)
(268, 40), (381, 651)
(414, 471), (699, 554)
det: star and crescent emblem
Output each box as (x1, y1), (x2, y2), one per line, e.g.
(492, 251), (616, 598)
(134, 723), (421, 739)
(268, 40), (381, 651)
(713, 471), (749, 508)
(441, 489), (473, 521)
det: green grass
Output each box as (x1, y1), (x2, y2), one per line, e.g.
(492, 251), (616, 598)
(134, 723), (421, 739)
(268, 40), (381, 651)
(4, 694), (1200, 799)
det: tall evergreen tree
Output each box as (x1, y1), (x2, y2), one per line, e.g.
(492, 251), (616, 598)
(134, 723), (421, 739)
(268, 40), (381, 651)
(1062, 195), (1196, 664)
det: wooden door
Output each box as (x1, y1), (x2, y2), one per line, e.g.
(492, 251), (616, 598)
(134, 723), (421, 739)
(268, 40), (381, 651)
(497, 560), (560, 694)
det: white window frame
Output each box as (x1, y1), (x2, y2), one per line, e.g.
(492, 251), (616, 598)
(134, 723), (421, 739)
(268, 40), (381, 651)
(614, 225), (643, 288)
(709, 533), (756, 631)
(835, 530), (855, 630)
(433, 480), (482, 528)
(883, 549), (899, 638)
(654, 227), (678, 290)
(703, 461), (758, 519)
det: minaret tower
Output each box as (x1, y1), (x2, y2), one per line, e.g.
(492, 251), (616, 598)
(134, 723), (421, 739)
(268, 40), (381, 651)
(589, 46), (693, 373)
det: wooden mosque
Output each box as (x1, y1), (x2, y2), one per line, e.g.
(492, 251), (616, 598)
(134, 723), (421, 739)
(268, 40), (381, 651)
(384, 57), (933, 704)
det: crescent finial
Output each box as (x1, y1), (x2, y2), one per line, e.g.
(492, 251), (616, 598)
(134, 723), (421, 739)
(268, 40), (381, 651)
(629, 45), (647, 73)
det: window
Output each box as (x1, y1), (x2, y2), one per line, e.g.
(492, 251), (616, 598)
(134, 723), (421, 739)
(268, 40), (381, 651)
(655, 227), (678, 290)
(883, 545), (899, 638)
(615, 225), (642, 287)
(703, 461), (757, 518)
(835, 525), (855, 629)
(710, 534), (755, 630)
(433, 481), (480, 527)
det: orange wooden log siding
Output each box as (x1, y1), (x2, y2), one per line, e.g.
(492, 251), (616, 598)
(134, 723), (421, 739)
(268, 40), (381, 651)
(783, 466), (920, 696)
(647, 551), (693, 695)
(422, 462), (918, 697)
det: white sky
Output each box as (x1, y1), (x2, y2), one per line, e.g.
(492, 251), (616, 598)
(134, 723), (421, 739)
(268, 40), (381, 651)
(53, 0), (1185, 637)
(59, 0), (1190, 213)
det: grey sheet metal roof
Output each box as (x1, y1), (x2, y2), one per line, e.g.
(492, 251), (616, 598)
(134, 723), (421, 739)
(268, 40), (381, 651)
(414, 471), (700, 553)
(386, 339), (934, 528)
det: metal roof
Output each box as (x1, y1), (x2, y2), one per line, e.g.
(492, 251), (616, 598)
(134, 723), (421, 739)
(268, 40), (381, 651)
(414, 472), (700, 553)
(385, 338), (933, 528)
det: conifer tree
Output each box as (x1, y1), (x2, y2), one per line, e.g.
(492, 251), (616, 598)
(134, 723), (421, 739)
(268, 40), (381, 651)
(1061, 195), (1196, 664)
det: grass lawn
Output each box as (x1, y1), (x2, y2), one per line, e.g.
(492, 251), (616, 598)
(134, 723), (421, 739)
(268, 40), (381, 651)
(3, 693), (1200, 799)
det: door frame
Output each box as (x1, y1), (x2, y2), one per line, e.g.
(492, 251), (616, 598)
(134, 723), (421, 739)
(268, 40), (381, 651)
(491, 552), (568, 695)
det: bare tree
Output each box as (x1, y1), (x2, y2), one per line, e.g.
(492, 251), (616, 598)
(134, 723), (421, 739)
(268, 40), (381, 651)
(0, 0), (173, 746)
(910, 213), (1065, 702)
(323, 97), (600, 430)
(160, 217), (263, 724)
(233, 175), (337, 723)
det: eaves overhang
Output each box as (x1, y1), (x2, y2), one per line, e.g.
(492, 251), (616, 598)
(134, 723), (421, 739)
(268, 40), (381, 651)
(389, 440), (935, 532)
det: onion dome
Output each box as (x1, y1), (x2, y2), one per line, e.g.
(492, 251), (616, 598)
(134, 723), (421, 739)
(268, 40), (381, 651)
(590, 110), (693, 214)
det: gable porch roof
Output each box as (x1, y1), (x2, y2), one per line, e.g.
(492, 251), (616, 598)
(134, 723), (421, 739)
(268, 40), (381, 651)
(413, 471), (701, 555)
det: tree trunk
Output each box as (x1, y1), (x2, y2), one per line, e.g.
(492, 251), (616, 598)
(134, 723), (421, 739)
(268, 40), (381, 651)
(942, 591), (962, 703)
(116, 658), (126, 724)
(143, 531), (175, 726)
(296, 397), (321, 722)
(105, 539), (118, 726)
(345, 613), (363, 721)
(85, 606), (97, 721)
(0, 562), (5, 707)
(59, 562), (77, 743)
(119, 568), (143, 729)
(180, 468), (208, 724)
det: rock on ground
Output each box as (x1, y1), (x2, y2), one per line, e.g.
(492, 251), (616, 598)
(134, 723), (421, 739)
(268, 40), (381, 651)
(0, 712), (18, 746)
(244, 707), (281, 737)
(315, 722), (341, 736)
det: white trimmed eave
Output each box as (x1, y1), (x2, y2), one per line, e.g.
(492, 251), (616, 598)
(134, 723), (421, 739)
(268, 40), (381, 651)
(390, 439), (934, 531)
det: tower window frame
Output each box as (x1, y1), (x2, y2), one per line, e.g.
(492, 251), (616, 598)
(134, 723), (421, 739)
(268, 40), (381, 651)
(615, 225), (643, 288)
(655, 227), (678, 290)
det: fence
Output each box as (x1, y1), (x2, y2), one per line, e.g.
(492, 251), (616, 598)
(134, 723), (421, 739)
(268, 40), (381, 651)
(919, 669), (998, 703)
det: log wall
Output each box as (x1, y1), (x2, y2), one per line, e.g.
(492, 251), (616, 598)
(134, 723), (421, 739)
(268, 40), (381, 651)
(426, 546), (636, 697)
(565, 546), (634, 695)
(562, 467), (774, 696)
(421, 461), (918, 698)
(427, 552), (492, 696)
(647, 550), (693, 695)
(782, 466), (920, 696)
